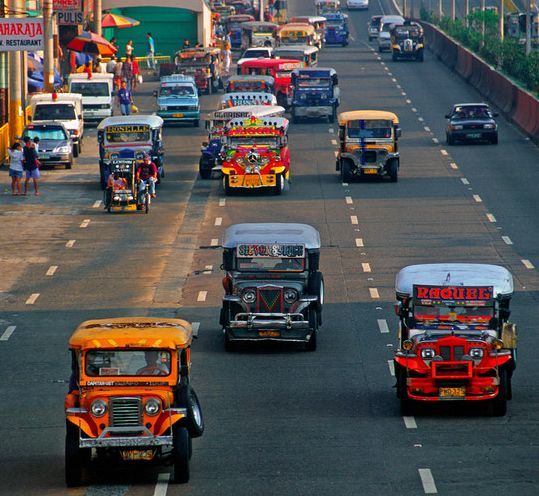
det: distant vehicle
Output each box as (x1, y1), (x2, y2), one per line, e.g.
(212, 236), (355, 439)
(225, 14), (255, 49)
(68, 73), (114, 123)
(277, 23), (318, 47)
(237, 46), (273, 66)
(22, 122), (74, 169)
(240, 21), (279, 50)
(153, 75), (200, 126)
(273, 45), (319, 67)
(346, 0), (368, 9)
(324, 12), (350, 46)
(367, 15), (383, 41)
(445, 103), (498, 145)
(225, 75), (275, 94)
(391, 21), (425, 62)
(377, 14), (404, 52)
(288, 16), (327, 47)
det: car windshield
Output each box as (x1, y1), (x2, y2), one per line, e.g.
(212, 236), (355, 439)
(347, 119), (393, 138)
(85, 349), (172, 377)
(71, 82), (110, 97)
(236, 257), (305, 272)
(25, 127), (67, 140)
(452, 106), (491, 119)
(243, 49), (270, 58)
(105, 127), (151, 143)
(327, 20), (344, 27)
(370, 17), (381, 27)
(34, 104), (76, 121)
(160, 85), (195, 97)
(228, 136), (279, 148)
(297, 77), (330, 88)
(382, 22), (402, 32)
(414, 305), (494, 324)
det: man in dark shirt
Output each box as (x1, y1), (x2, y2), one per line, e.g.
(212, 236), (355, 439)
(117, 80), (133, 115)
(22, 136), (40, 196)
(135, 154), (158, 200)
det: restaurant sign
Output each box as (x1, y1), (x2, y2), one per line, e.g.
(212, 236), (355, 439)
(0, 18), (44, 52)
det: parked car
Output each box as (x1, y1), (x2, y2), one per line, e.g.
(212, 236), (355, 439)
(445, 103), (499, 145)
(22, 122), (74, 169)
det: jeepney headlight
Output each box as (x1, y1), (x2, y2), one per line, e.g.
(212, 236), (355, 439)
(469, 348), (484, 359)
(135, 151), (144, 160)
(483, 123), (496, 129)
(402, 340), (413, 351)
(493, 338), (504, 350)
(299, 93), (307, 100)
(321, 93), (328, 99)
(110, 153), (119, 160)
(145, 398), (161, 416)
(113, 195), (120, 201)
(284, 289), (298, 303)
(451, 124), (463, 130)
(242, 289), (256, 304)
(159, 105), (168, 111)
(420, 348), (436, 359)
(90, 399), (107, 417)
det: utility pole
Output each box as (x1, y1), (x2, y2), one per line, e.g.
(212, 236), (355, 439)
(259, 0), (263, 21)
(8, 0), (24, 142)
(438, 0), (443, 19)
(403, 0), (407, 17)
(525, 0), (531, 55)
(481, 0), (486, 44)
(499, 0), (504, 41)
(94, 0), (102, 35)
(464, 0), (469, 26)
(450, 0), (455, 20)
(43, 0), (54, 92)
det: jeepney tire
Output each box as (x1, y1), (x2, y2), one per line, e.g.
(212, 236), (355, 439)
(491, 135), (498, 145)
(273, 173), (283, 195)
(292, 111), (299, 124)
(487, 369), (509, 416)
(388, 159), (398, 182)
(223, 175), (233, 196)
(224, 330), (236, 352)
(340, 159), (352, 182)
(306, 326), (317, 352)
(178, 385), (205, 438)
(66, 160), (73, 170)
(172, 426), (190, 484)
(194, 119), (200, 128)
(392, 53), (398, 62)
(73, 144), (79, 158)
(417, 50), (424, 62)
(65, 423), (88, 487)
(369, 36), (373, 41)
(328, 107), (336, 124)
(446, 133), (455, 146)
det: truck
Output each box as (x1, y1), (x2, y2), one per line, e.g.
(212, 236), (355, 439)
(68, 73), (114, 123)
(29, 93), (83, 156)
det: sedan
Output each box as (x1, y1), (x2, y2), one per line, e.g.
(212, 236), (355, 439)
(23, 123), (74, 169)
(347, 0), (368, 9)
(445, 103), (498, 145)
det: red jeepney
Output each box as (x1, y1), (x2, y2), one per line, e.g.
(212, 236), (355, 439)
(174, 47), (222, 95)
(237, 58), (302, 108)
(393, 263), (517, 417)
(221, 115), (290, 195)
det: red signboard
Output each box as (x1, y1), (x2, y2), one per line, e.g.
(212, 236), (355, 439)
(413, 285), (494, 306)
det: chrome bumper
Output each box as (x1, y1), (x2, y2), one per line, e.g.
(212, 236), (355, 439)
(230, 312), (310, 330)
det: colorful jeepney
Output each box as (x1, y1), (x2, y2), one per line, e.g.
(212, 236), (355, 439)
(288, 15), (326, 47)
(225, 75), (275, 94)
(315, 0), (340, 15)
(221, 115), (290, 195)
(220, 92), (277, 108)
(277, 23), (317, 46)
(237, 58), (302, 108)
(273, 45), (319, 67)
(241, 21), (280, 50)
(393, 264), (517, 416)
(324, 12), (349, 46)
(225, 14), (255, 49)
(174, 47), (222, 95)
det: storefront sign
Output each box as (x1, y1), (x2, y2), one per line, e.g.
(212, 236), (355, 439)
(0, 18), (44, 52)
(54, 0), (83, 25)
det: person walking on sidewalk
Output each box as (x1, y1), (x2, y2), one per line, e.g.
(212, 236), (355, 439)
(8, 142), (24, 195)
(146, 32), (155, 69)
(22, 136), (40, 196)
(117, 80), (134, 115)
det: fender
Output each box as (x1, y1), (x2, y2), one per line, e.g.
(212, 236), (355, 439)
(66, 411), (99, 438)
(271, 165), (286, 174)
(154, 411), (187, 436)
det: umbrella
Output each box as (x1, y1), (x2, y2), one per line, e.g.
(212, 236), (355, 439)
(67, 31), (118, 56)
(102, 13), (140, 29)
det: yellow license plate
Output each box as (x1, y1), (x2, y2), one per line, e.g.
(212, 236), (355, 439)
(243, 175), (262, 187)
(173, 113), (184, 118)
(439, 387), (466, 399)
(363, 168), (378, 174)
(120, 449), (155, 461)
(258, 330), (281, 337)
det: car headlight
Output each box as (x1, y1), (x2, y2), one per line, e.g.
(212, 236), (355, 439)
(55, 146), (71, 153)
(483, 124), (496, 129)
(451, 124), (463, 130)
(284, 289), (298, 303)
(90, 399), (107, 417)
(159, 105), (168, 111)
(420, 348), (436, 359)
(242, 289), (256, 303)
(145, 398), (161, 416)
(469, 348), (484, 359)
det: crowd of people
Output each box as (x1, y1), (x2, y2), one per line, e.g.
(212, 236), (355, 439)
(8, 136), (42, 196)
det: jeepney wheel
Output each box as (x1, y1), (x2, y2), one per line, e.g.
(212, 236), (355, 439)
(178, 385), (205, 438)
(273, 173), (283, 195)
(224, 329), (237, 352)
(340, 160), (352, 182)
(396, 367), (415, 415)
(306, 324), (317, 352)
(66, 160), (73, 170)
(292, 110), (299, 124)
(369, 36), (373, 41)
(392, 52), (398, 62)
(328, 107), (336, 124)
(171, 426), (190, 484)
(223, 175), (232, 196)
(486, 369), (508, 417)
(199, 159), (212, 180)
(65, 422), (89, 487)
(389, 159), (398, 183)
(417, 50), (424, 62)
(491, 134), (498, 145)
(73, 144), (79, 158)
(446, 133), (455, 146)
(194, 119), (200, 128)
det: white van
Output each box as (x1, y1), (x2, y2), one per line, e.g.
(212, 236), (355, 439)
(68, 73), (114, 123)
(378, 15), (404, 52)
(29, 93), (84, 156)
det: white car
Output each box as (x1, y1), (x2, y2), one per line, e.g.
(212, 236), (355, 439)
(347, 0), (368, 9)
(237, 47), (273, 66)
(378, 15), (404, 52)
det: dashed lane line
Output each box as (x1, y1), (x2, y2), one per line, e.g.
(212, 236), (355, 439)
(355, 238), (364, 247)
(211, 238), (219, 246)
(369, 288), (380, 299)
(406, 99), (412, 104)
(92, 200), (102, 208)
(334, 151), (338, 157)
(418, 117), (424, 122)
(432, 138), (439, 144)
(46, 265), (58, 276)
(403, 416), (417, 429)
(351, 215), (358, 225)
(473, 195), (482, 203)
(486, 213), (497, 223)
(411, 107), (417, 112)
(26, 293), (40, 305)
(203, 264), (213, 274)
(342, 182), (349, 186)
(328, 128), (334, 133)
(192, 322), (200, 337)
(418, 468), (438, 494)
(440, 149), (448, 156)
(424, 126), (431, 132)
(377, 319), (389, 333)
(362, 262), (371, 272)
(345, 196), (353, 204)
(461, 178), (470, 185)
(65, 240), (76, 248)
(80, 219), (90, 228)
(392, 77), (397, 82)
(0, 326), (16, 341)
(502, 236), (513, 245)
(219, 198), (226, 207)
(387, 360), (395, 376)
(522, 259), (535, 269)
(197, 291), (207, 302)
(331, 139), (337, 145)
(450, 162), (458, 169)
(215, 217), (222, 226)
(153, 473), (170, 496)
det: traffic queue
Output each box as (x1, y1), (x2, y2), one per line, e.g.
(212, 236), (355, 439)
(57, 0), (516, 489)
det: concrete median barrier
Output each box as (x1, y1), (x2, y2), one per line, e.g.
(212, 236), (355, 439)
(455, 47), (473, 80)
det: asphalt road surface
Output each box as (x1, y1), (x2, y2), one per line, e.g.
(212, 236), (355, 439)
(1, 0), (538, 494)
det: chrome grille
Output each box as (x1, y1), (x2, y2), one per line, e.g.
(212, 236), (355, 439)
(439, 346), (451, 361)
(167, 105), (190, 111)
(110, 397), (142, 427)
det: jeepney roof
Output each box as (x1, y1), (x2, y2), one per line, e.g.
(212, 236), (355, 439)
(315, 0), (340, 5)
(221, 92), (277, 107)
(227, 75), (275, 84)
(160, 74), (196, 85)
(291, 67), (336, 77)
(289, 15), (327, 23)
(226, 14), (255, 22)
(242, 21), (279, 30)
(209, 105), (285, 120)
(178, 47), (220, 58)
(395, 264), (514, 298)
(227, 115), (288, 129)
(279, 23), (316, 34)
(274, 45), (319, 55)
(223, 223), (321, 249)
(97, 115), (164, 130)
(238, 58), (302, 68)
(338, 110), (399, 125)
(324, 12), (348, 21)
(69, 317), (193, 350)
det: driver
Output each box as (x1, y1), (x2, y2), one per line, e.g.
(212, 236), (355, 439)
(135, 154), (158, 200)
(136, 350), (170, 376)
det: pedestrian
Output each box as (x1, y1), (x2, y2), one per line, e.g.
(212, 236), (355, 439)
(117, 80), (133, 115)
(146, 32), (155, 69)
(113, 57), (123, 91)
(131, 54), (140, 90)
(125, 39), (134, 57)
(110, 37), (118, 50)
(33, 136), (40, 152)
(22, 136), (40, 196)
(8, 142), (24, 196)
(121, 55), (133, 90)
(223, 42), (232, 75)
(183, 38), (191, 49)
(106, 54), (117, 74)
(94, 56), (106, 73)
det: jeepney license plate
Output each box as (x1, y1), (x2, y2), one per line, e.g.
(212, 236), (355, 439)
(244, 175), (261, 187)
(363, 168), (378, 174)
(439, 387), (466, 399)
(466, 133), (481, 138)
(120, 449), (155, 461)
(259, 330), (280, 337)
(173, 113), (184, 118)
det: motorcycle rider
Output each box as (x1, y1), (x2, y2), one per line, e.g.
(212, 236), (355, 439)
(135, 154), (158, 201)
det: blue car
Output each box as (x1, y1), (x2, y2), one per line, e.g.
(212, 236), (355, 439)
(154, 75), (200, 126)
(324, 12), (349, 46)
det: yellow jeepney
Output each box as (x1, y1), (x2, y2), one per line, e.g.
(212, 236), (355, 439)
(277, 23), (317, 46)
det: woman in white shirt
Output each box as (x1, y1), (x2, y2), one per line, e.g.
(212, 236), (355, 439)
(8, 142), (24, 195)
(125, 40), (134, 57)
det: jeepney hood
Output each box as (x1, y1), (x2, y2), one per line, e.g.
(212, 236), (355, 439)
(158, 96), (198, 106)
(231, 277), (306, 291)
(81, 95), (111, 105)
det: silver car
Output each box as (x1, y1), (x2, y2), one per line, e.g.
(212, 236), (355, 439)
(23, 122), (74, 169)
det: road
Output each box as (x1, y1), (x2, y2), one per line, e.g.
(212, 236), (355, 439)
(0, 0), (538, 494)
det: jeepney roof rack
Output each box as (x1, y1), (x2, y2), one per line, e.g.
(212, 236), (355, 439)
(223, 223), (321, 250)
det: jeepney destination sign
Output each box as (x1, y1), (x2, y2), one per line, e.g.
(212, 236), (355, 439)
(0, 19), (44, 52)
(237, 244), (305, 258)
(413, 285), (494, 306)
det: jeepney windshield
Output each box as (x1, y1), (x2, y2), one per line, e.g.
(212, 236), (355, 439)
(347, 120), (393, 139)
(85, 349), (172, 377)
(327, 20), (345, 27)
(414, 305), (494, 324)
(160, 85), (195, 97)
(228, 136), (279, 147)
(70, 81), (110, 97)
(276, 70), (294, 78)
(297, 77), (330, 88)
(105, 126), (151, 143)
(281, 35), (309, 44)
(230, 81), (266, 92)
(236, 257), (305, 272)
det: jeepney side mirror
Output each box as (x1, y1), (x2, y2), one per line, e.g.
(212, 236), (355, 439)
(153, 90), (158, 97)
(202, 141), (208, 147)
(394, 302), (403, 316)
(97, 132), (104, 144)
(395, 127), (402, 138)
(332, 74), (338, 85)
(223, 249), (234, 271)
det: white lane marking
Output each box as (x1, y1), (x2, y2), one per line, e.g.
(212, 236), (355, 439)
(26, 293), (40, 305)
(450, 162), (458, 169)
(215, 217), (222, 226)
(522, 259), (535, 269)
(362, 262), (371, 272)
(486, 213), (497, 223)
(384, 67), (389, 71)
(328, 128), (334, 133)
(387, 360), (395, 376)
(432, 138), (439, 144)
(197, 291), (207, 302)
(351, 215), (358, 225)
(396, 84), (401, 89)
(377, 56), (381, 60)
(205, 264), (213, 270)
(355, 238), (364, 247)
(401, 92), (406, 96)
(345, 196), (353, 204)
(411, 107), (417, 112)
(380, 61), (385, 65)
(502, 236), (513, 245)
(331, 139), (337, 145)
(334, 151), (338, 157)
(211, 238), (219, 246)
(473, 194), (482, 203)
(369, 288), (380, 299)
(461, 178), (470, 185)
(192, 322), (200, 337)
(392, 77), (397, 82)
(46, 265), (58, 276)
(387, 72), (393, 76)
(80, 219), (90, 228)
(219, 198), (226, 207)
(418, 468), (438, 494)
(406, 99), (412, 104)
(342, 182), (349, 186)
(92, 200), (102, 208)
(440, 149), (448, 156)
(418, 117), (424, 122)
(153, 472), (170, 496)
(424, 126), (431, 132)
(66, 239), (76, 248)
(0, 326), (16, 341)
(377, 319), (389, 333)
(403, 416), (417, 429)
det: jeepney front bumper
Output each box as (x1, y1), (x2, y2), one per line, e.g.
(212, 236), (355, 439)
(293, 105), (333, 118)
(339, 150), (397, 177)
(227, 173), (277, 188)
